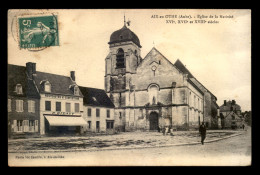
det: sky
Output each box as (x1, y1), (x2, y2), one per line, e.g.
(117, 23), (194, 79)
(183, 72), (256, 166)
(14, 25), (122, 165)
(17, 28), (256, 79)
(8, 9), (251, 111)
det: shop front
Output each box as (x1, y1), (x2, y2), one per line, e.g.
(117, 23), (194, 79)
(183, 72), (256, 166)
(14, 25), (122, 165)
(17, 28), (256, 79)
(44, 114), (87, 136)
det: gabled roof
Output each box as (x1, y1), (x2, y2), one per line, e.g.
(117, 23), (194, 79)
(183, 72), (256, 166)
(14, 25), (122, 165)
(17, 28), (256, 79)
(33, 71), (83, 97)
(8, 64), (40, 98)
(79, 86), (115, 108)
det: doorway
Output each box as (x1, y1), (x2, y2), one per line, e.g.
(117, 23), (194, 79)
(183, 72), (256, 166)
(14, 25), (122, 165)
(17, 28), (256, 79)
(149, 112), (159, 130)
(96, 121), (100, 132)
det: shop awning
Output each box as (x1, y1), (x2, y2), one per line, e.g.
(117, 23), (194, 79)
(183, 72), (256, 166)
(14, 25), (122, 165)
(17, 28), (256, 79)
(45, 115), (87, 126)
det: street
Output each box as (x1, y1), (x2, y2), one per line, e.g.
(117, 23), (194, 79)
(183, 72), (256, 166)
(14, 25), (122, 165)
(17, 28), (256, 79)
(8, 128), (251, 166)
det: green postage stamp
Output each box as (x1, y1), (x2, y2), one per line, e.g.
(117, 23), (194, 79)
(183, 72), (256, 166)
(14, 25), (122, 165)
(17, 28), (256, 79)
(18, 14), (59, 49)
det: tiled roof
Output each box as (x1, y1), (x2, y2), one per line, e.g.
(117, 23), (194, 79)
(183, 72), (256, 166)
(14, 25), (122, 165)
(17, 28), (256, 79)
(79, 86), (115, 108)
(8, 64), (39, 98)
(33, 71), (83, 97)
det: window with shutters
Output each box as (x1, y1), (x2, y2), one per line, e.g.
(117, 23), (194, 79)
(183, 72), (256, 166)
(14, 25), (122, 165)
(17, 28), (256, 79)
(75, 103), (80, 113)
(66, 103), (71, 112)
(8, 99), (11, 112)
(16, 100), (23, 112)
(28, 100), (35, 113)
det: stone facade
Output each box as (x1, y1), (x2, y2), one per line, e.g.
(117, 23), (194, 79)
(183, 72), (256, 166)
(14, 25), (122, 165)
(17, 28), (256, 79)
(104, 25), (206, 131)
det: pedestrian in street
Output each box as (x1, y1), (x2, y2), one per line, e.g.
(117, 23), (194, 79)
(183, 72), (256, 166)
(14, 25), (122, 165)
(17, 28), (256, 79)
(242, 124), (245, 130)
(162, 127), (166, 136)
(158, 126), (161, 133)
(199, 122), (207, 145)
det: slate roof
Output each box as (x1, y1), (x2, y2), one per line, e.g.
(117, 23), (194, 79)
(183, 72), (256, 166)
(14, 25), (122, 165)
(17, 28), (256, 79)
(174, 59), (217, 100)
(173, 59), (195, 78)
(79, 86), (115, 108)
(108, 25), (141, 48)
(8, 64), (40, 98)
(33, 71), (83, 97)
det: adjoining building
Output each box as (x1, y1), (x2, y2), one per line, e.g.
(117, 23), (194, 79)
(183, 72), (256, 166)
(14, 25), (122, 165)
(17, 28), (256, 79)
(8, 64), (40, 138)
(104, 22), (218, 131)
(219, 100), (243, 129)
(8, 62), (87, 136)
(79, 86), (115, 134)
(28, 62), (87, 135)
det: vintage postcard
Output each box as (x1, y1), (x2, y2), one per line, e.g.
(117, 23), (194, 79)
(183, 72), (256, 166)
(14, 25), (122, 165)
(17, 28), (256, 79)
(8, 9), (251, 166)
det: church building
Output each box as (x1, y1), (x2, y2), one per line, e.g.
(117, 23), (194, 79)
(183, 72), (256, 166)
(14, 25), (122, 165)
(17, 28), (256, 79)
(104, 19), (218, 131)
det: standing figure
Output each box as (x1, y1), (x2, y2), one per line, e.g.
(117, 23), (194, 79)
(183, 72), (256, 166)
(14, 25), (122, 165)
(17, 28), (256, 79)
(199, 122), (207, 145)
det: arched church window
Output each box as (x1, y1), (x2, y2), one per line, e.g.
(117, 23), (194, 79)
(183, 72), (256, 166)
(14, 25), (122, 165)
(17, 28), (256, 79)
(148, 84), (159, 105)
(116, 48), (125, 68)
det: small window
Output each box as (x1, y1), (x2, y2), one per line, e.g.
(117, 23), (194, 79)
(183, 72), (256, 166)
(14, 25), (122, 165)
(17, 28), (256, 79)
(92, 97), (97, 102)
(16, 84), (23, 94)
(120, 35), (123, 39)
(96, 108), (100, 117)
(66, 103), (71, 112)
(88, 108), (91, 117)
(56, 102), (61, 111)
(116, 48), (125, 68)
(45, 101), (51, 111)
(28, 100), (35, 113)
(107, 109), (110, 118)
(8, 99), (11, 112)
(75, 103), (79, 113)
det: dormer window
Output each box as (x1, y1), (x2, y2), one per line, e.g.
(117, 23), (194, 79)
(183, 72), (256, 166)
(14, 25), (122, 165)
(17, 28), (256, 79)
(15, 84), (23, 94)
(74, 86), (79, 95)
(92, 97), (97, 102)
(44, 81), (51, 92)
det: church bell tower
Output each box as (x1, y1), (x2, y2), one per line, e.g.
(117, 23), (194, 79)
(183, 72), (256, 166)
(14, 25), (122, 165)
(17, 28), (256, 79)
(104, 16), (142, 109)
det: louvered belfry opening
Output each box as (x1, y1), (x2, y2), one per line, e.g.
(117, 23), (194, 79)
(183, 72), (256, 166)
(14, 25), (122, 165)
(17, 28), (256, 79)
(116, 48), (125, 68)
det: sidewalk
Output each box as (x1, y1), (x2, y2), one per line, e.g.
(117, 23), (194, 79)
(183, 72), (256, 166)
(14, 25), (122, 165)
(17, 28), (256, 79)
(8, 129), (246, 153)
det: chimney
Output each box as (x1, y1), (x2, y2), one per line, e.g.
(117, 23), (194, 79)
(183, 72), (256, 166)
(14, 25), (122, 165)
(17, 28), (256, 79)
(224, 100), (226, 106)
(70, 71), (75, 81)
(26, 62), (36, 79)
